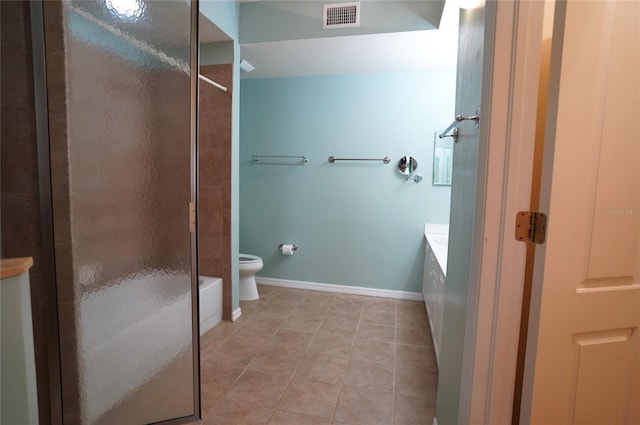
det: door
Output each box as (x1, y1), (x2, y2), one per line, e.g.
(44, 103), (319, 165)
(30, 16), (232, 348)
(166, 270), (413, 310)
(36, 1), (200, 423)
(523, 1), (640, 423)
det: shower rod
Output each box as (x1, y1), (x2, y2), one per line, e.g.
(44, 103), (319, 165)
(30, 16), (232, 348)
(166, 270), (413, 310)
(198, 74), (228, 92)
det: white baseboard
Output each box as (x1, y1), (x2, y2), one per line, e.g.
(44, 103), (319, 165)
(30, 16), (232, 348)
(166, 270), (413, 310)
(255, 277), (423, 301)
(231, 307), (242, 321)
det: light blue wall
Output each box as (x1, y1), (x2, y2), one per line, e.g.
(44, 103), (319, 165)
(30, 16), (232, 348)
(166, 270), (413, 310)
(240, 70), (455, 292)
(199, 0), (241, 311)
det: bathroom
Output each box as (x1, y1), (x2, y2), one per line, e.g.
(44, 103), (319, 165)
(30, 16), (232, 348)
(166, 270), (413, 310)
(0, 0), (457, 423)
(197, 0), (457, 324)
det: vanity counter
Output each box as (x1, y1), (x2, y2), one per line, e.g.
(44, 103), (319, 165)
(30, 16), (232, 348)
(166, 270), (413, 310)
(424, 224), (448, 276)
(422, 224), (448, 367)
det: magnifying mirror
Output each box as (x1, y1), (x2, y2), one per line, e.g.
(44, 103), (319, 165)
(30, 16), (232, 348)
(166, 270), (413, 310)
(398, 156), (418, 175)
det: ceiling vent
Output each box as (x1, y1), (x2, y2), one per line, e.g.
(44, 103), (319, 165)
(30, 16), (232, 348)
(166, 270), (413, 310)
(323, 2), (360, 29)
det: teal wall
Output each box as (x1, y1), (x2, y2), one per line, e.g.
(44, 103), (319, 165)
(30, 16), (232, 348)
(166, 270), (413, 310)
(199, 1), (241, 311)
(240, 70), (455, 292)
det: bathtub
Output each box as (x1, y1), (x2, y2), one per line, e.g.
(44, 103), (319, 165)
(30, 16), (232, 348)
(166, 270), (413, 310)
(77, 273), (222, 422)
(199, 276), (222, 336)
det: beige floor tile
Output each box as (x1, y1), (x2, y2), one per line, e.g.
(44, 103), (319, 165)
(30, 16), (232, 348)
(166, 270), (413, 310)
(396, 344), (437, 370)
(333, 385), (393, 425)
(362, 297), (397, 312)
(268, 410), (332, 425)
(361, 308), (396, 326)
(350, 338), (395, 366)
(296, 353), (350, 385)
(262, 328), (314, 355)
(278, 376), (342, 419)
(333, 294), (369, 305)
(200, 360), (245, 401)
(202, 293), (437, 425)
(396, 327), (433, 347)
(256, 284), (281, 298)
(343, 360), (394, 392)
(200, 330), (226, 356)
(201, 321), (240, 344)
(396, 312), (429, 330)
(326, 304), (364, 321)
(247, 312), (287, 331)
(261, 301), (297, 316)
(292, 303), (331, 319)
(240, 298), (269, 313)
(223, 369), (292, 409)
(302, 291), (337, 305)
(208, 340), (261, 368)
(249, 349), (302, 376)
(394, 365), (438, 398)
(267, 328), (314, 349)
(204, 399), (273, 425)
(272, 288), (307, 304)
(319, 317), (359, 335)
(281, 312), (323, 333)
(306, 332), (355, 358)
(355, 323), (395, 343)
(396, 300), (427, 316)
(394, 393), (435, 425)
(226, 323), (276, 346)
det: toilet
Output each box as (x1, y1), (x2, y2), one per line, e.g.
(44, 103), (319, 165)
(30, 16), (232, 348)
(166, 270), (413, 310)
(238, 254), (263, 300)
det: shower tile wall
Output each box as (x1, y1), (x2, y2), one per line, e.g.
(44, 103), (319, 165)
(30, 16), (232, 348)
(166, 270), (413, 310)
(0, 2), (51, 424)
(199, 64), (232, 320)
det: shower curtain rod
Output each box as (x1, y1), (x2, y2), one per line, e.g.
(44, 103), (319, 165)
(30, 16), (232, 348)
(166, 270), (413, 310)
(198, 74), (228, 92)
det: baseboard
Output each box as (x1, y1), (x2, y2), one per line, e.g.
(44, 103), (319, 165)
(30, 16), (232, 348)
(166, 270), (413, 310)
(255, 277), (423, 301)
(231, 307), (242, 321)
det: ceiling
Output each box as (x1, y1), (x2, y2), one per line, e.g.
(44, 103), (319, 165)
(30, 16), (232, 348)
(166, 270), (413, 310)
(200, 1), (460, 79)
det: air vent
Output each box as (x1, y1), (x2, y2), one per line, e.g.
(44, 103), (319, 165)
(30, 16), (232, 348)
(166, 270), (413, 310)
(323, 2), (360, 29)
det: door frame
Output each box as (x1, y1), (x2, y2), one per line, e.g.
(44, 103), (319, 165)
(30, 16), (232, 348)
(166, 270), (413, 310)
(457, 1), (546, 423)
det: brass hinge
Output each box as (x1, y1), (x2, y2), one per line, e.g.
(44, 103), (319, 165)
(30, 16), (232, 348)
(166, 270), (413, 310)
(515, 211), (547, 244)
(189, 201), (196, 233)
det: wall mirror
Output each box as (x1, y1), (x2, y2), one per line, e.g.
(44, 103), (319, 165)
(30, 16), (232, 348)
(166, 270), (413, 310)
(433, 132), (453, 186)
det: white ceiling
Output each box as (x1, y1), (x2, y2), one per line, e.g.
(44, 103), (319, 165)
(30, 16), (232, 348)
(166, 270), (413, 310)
(238, 0), (459, 79)
(200, 1), (459, 79)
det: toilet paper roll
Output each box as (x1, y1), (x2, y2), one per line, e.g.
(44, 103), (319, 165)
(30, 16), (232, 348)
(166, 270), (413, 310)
(281, 244), (296, 256)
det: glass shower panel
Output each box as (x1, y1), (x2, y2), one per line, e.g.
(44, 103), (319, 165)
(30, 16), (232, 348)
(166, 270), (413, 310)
(48, 1), (197, 423)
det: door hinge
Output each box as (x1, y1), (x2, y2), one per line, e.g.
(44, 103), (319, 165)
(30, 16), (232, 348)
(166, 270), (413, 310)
(515, 211), (547, 244)
(189, 201), (196, 233)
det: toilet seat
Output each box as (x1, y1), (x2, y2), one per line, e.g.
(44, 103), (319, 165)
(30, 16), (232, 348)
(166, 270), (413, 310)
(239, 254), (261, 264)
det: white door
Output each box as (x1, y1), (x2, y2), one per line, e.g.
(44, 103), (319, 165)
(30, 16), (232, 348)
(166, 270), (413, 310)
(523, 1), (640, 424)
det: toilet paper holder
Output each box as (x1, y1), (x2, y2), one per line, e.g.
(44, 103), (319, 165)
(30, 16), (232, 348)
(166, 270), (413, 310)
(278, 244), (297, 254)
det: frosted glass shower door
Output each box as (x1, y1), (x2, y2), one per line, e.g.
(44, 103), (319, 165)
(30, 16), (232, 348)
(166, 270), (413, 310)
(40, 0), (199, 423)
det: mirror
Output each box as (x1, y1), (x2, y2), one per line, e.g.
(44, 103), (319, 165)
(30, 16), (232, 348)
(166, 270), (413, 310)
(398, 156), (418, 175)
(433, 132), (453, 185)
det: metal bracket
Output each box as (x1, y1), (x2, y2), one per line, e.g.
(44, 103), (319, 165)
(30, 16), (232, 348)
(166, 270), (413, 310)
(189, 202), (196, 233)
(515, 211), (547, 244)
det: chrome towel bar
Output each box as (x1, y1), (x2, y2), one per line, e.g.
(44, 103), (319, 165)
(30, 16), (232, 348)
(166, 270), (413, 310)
(328, 156), (391, 164)
(251, 155), (308, 165)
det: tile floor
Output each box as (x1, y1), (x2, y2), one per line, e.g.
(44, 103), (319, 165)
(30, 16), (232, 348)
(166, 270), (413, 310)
(198, 285), (438, 425)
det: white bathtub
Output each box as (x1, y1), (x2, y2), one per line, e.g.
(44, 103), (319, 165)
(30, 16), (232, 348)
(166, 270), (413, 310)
(199, 276), (222, 336)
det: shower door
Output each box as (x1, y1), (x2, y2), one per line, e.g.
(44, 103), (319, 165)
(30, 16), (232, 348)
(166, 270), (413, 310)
(37, 0), (199, 423)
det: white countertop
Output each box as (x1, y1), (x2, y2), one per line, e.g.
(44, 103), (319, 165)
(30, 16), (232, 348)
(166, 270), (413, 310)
(424, 224), (448, 276)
